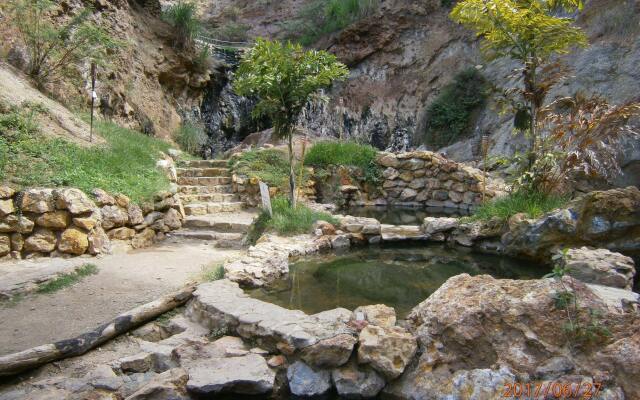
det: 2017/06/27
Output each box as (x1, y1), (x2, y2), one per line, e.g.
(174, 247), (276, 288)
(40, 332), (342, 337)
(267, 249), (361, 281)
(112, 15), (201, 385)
(502, 382), (603, 399)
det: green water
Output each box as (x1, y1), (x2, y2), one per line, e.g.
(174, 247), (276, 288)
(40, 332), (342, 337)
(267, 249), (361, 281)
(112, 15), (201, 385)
(342, 206), (470, 225)
(248, 243), (546, 318)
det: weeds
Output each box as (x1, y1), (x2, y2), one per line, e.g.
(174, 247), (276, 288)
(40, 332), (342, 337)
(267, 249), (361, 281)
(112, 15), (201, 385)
(304, 141), (381, 184)
(200, 264), (225, 282)
(229, 148), (310, 192)
(175, 120), (208, 156)
(265, 196), (338, 235)
(470, 190), (568, 223)
(36, 264), (98, 294)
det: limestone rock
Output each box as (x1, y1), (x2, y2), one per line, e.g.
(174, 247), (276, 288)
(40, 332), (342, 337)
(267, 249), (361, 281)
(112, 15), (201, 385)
(0, 186), (16, 199)
(0, 234), (9, 256)
(24, 228), (57, 253)
(163, 208), (182, 230)
(186, 353), (275, 396)
(120, 353), (154, 373)
(286, 361), (332, 397)
(382, 167), (399, 180)
(132, 228), (156, 249)
(92, 189), (115, 206)
(301, 333), (357, 368)
(313, 220), (337, 236)
(18, 188), (54, 213)
(0, 198), (15, 217)
(353, 304), (396, 327)
(54, 188), (95, 214)
(357, 325), (417, 380)
(400, 188), (418, 201)
(563, 247), (636, 290)
(332, 360), (386, 399)
(10, 233), (24, 251)
(331, 234), (351, 249)
(73, 215), (99, 230)
(36, 211), (71, 229)
(115, 193), (131, 208)
(58, 227), (89, 255)
(127, 204), (144, 226)
(422, 217), (459, 236)
(88, 227), (111, 255)
(125, 368), (189, 400)
(84, 364), (123, 391)
(380, 225), (426, 241)
(101, 205), (129, 230)
(377, 153), (399, 168)
(0, 214), (34, 234)
(108, 227), (136, 241)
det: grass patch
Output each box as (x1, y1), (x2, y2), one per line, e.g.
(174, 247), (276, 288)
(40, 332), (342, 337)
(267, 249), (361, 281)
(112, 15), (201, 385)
(175, 120), (208, 156)
(36, 264), (99, 294)
(304, 141), (381, 184)
(0, 102), (171, 202)
(265, 196), (338, 235)
(229, 148), (310, 191)
(424, 68), (489, 149)
(200, 263), (225, 282)
(155, 306), (185, 326)
(470, 191), (569, 223)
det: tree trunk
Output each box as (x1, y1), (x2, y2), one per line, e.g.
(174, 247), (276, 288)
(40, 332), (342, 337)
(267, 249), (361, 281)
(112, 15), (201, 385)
(524, 61), (539, 168)
(0, 284), (197, 377)
(287, 130), (297, 208)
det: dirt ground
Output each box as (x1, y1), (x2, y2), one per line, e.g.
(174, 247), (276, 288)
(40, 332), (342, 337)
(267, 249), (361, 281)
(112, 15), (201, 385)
(0, 240), (242, 355)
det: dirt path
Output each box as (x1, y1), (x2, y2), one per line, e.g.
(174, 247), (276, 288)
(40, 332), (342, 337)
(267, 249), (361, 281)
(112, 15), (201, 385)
(0, 240), (242, 355)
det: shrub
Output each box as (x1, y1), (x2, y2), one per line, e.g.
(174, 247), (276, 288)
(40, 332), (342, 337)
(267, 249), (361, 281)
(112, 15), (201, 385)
(229, 148), (312, 192)
(424, 68), (488, 149)
(265, 196), (338, 235)
(200, 264), (225, 282)
(470, 190), (568, 223)
(304, 141), (381, 184)
(212, 21), (250, 42)
(162, 1), (201, 49)
(175, 121), (208, 156)
(6, 0), (120, 87)
(0, 103), (172, 202)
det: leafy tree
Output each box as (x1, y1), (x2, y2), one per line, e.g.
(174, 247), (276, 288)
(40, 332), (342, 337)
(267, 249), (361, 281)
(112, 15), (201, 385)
(7, 0), (119, 88)
(233, 38), (349, 207)
(162, 1), (201, 49)
(450, 0), (588, 164)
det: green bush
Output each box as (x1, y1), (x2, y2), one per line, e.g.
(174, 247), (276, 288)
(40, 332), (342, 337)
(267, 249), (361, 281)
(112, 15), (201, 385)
(0, 103), (171, 202)
(175, 121), (207, 156)
(162, 1), (201, 48)
(229, 148), (310, 191)
(213, 21), (250, 42)
(266, 196), (338, 235)
(470, 190), (568, 223)
(285, 0), (380, 46)
(425, 68), (488, 149)
(304, 141), (381, 183)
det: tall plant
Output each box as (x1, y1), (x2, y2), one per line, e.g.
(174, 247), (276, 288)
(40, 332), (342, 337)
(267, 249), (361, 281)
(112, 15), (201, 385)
(162, 1), (201, 49)
(233, 39), (348, 207)
(450, 0), (588, 165)
(7, 0), (119, 87)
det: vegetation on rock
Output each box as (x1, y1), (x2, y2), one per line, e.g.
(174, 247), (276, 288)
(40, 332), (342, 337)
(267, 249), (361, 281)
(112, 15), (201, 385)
(229, 148), (308, 192)
(424, 68), (489, 149)
(234, 38), (348, 207)
(253, 196), (338, 238)
(0, 101), (171, 202)
(6, 0), (120, 87)
(162, 1), (202, 49)
(470, 190), (567, 223)
(304, 141), (381, 184)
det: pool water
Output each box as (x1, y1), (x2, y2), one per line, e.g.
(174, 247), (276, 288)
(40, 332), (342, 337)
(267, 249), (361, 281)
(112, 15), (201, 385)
(341, 206), (470, 226)
(247, 243), (546, 318)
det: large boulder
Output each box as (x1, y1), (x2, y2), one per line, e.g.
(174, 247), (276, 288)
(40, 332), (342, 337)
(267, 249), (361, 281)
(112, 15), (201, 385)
(101, 205), (129, 230)
(92, 188), (115, 206)
(125, 368), (189, 400)
(36, 211), (71, 229)
(301, 333), (357, 368)
(23, 228), (57, 253)
(353, 304), (397, 327)
(0, 214), (34, 234)
(286, 361), (332, 397)
(0, 198), (15, 217)
(54, 188), (95, 214)
(562, 247), (636, 290)
(406, 274), (640, 398)
(357, 325), (417, 380)
(88, 227), (111, 255)
(18, 188), (55, 213)
(0, 234), (10, 256)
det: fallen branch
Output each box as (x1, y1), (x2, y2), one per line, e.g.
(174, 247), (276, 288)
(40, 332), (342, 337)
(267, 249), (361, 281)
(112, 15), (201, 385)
(0, 284), (197, 376)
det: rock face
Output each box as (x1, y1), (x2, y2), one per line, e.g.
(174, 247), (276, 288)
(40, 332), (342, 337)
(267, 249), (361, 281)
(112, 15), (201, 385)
(401, 273), (640, 399)
(287, 361), (332, 397)
(357, 325), (417, 380)
(562, 247), (636, 290)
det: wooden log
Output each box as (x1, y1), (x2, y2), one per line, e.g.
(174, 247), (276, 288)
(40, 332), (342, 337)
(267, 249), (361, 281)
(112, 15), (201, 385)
(0, 284), (197, 376)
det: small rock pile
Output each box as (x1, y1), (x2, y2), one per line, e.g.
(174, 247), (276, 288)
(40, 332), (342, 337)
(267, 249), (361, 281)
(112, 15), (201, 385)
(0, 186), (184, 259)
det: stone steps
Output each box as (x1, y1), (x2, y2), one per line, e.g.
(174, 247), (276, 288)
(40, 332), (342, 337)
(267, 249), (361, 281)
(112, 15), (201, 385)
(178, 185), (234, 195)
(184, 214), (254, 233)
(179, 193), (240, 205)
(177, 176), (232, 186)
(182, 159), (228, 168)
(184, 202), (245, 216)
(176, 168), (230, 178)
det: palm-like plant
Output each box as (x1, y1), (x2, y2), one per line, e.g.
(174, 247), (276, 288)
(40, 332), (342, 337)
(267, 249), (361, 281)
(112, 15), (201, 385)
(162, 1), (201, 49)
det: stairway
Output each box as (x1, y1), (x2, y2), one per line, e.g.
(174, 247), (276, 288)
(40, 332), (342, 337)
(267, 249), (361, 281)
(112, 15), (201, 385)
(173, 160), (255, 248)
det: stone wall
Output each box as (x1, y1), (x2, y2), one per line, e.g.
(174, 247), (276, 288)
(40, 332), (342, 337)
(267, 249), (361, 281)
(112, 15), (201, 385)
(0, 186), (184, 260)
(232, 174), (317, 208)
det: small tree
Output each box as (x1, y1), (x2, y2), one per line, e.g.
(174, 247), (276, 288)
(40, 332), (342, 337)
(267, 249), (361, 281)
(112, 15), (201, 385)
(7, 0), (119, 88)
(162, 1), (201, 49)
(233, 38), (349, 207)
(450, 0), (588, 164)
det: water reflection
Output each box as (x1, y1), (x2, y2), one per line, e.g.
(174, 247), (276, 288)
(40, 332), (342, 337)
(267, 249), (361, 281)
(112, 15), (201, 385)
(248, 243), (546, 318)
(341, 206), (470, 226)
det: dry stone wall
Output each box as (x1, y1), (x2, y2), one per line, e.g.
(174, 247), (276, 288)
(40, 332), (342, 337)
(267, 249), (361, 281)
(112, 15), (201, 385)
(0, 186), (184, 260)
